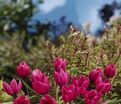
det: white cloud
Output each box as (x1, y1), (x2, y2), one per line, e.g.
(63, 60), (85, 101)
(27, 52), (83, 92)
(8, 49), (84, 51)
(39, 0), (66, 13)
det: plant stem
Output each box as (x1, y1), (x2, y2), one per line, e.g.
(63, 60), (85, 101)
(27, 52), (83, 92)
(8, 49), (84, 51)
(21, 79), (41, 97)
(114, 52), (120, 64)
(56, 86), (59, 103)
(108, 99), (121, 104)
(1, 102), (12, 104)
(29, 95), (40, 103)
(100, 49), (105, 68)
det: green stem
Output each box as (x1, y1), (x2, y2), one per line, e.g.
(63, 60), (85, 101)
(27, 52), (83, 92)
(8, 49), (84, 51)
(29, 95), (40, 103)
(103, 93), (107, 101)
(100, 50), (105, 68)
(111, 73), (117, 85)
(56, 86), (59, 104)
(108, 99), (121, 104)
(114, 53), (120, 64)
(26, 86), (29, 97)
(1, 102), (12, 104)
(13, 94), (17, 98)
(29, 95), (39, 99)
(80, 98), (84, 104)
(21, 79), (41, 97)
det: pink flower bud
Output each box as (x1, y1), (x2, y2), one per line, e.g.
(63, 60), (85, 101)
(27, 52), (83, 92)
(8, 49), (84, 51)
(89, 68), (102, 81)
(72, 76), (79, 86)
(72, 75), (89, 95)
(96, 83), (105, 92)
(3, 82), (13, 95)
(84, 90), (101, 104)
(54, 57), (67, 71)
(13, 95), (30, 104)
(78, 75), (89, 89)
(96, 79), (112, 94)
(3, 79), (22, 95)
(31, 69), (50, 95)
(95, 76), (102, 86)
(102, 83), (112, 94)
(61, 84), (80, 102)
(104, 64), (116, 78)
(39, 94), (56, 104)
(16, 62), (30, 78)
(103, 78), (110, 83)
(54, 69), (69, 86)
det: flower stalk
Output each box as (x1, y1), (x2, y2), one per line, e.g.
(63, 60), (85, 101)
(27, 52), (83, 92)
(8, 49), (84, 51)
(21, 79), (41, 97)
(56, 86), (59, 103)
(108, 99), (121, 104)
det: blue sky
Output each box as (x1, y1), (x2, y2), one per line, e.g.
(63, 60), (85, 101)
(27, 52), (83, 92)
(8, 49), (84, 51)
(33, 0), (120, 33)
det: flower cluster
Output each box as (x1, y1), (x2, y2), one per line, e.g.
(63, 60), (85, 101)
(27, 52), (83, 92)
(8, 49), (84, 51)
(2, 58), (116, 104)
(2, 62), (55, 104)
(54, 57), (69, 86)
(54, 58), (116, 104)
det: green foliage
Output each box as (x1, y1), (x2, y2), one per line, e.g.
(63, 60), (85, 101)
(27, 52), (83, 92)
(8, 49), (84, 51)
(0, 24), (121, 103)
(0, 0), (44, 46)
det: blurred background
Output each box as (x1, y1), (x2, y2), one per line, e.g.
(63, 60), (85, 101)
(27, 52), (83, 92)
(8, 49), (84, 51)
(1, 0), (121, 39)
(0, 0), (121, 79)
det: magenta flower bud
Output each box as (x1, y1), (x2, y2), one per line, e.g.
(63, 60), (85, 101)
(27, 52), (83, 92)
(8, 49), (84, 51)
(3, 82), (13, 95)
(72, 75), (89, 88)
(89, 68), (102, 81)
(39, 94), (56, 104)
(54, 57), (67, 71)
(31, 69), (50, 95)
(72, 75), (89, 95)
(84, 90), (101, 104)
(61, 84), (80, 102)
(96, 83), (105, 92)
(13, 95), (30, 104)
(72, 76), (79, 86)
(104, 64), (116, 78)
(16, 62), (30, 78)
(3, 79), (22, 95)
(54, 69), (69, 86)
(10, 79), (22, 94)
(104, 78), (110, 83)
(102, 83), (112, 94)
(96, 80), (112, 94)
(78, 75), (89, 89)
(95, 76), (102, 86)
